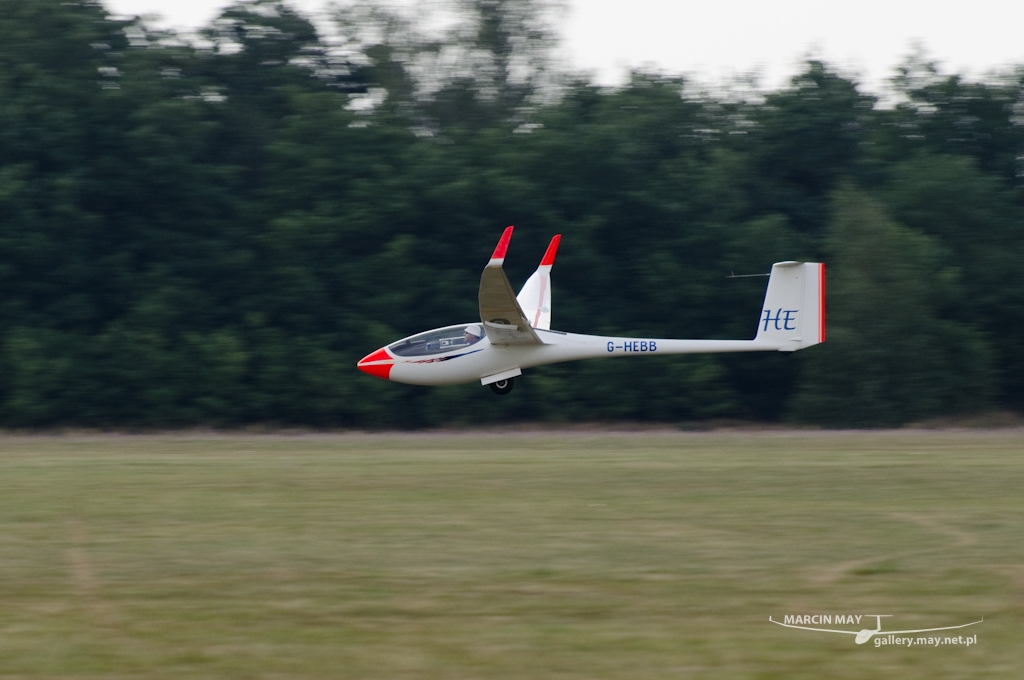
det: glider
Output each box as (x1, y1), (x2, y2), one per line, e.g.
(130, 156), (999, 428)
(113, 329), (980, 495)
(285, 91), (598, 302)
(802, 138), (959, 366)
(358, 226), (825, 394)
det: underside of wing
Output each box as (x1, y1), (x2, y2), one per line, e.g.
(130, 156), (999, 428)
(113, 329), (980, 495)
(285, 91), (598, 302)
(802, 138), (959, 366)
(479, 227), (543, 346)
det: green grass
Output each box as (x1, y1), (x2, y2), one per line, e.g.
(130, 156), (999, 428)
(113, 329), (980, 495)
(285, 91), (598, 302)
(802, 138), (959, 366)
(0, 430), (1021, 679)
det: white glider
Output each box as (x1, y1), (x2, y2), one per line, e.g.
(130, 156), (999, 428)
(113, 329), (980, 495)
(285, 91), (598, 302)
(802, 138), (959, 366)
(358, 226), (825, 394)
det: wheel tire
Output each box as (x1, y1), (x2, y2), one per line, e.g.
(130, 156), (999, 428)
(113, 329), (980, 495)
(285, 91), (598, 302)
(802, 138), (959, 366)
(489, 378), (515, 395)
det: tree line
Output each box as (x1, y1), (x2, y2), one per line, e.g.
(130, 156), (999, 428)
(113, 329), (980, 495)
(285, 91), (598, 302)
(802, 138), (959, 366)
(1, 0), (1022, 427)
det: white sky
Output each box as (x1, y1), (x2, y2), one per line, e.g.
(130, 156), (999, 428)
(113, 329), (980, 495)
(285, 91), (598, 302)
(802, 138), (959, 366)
(105, 0), (1024, 92)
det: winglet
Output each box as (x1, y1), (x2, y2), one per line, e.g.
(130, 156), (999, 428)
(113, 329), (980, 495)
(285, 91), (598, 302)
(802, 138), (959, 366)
(539, 234), (561, 268)
(488, 226), (514, 267)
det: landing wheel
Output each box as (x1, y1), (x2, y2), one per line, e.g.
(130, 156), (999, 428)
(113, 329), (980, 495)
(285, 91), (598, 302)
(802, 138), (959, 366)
(489, 377), (515, 395)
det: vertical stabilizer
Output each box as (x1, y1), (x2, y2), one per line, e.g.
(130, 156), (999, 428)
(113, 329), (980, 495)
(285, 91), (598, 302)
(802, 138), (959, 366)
(754, 262), (825, 351)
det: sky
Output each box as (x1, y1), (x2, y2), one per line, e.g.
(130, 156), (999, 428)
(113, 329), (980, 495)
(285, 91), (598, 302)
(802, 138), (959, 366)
(104, 0), (1024, 92)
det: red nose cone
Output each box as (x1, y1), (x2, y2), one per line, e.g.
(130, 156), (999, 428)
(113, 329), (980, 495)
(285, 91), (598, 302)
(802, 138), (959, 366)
(357, 348), (393, 380)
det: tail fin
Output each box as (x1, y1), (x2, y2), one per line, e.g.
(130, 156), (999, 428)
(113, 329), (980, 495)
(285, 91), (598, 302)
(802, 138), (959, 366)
(516, 234), (561, 330)
(754, 262), (825, 351)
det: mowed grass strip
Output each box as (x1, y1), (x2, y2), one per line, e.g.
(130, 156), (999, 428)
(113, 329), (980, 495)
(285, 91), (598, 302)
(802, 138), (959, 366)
(0, 431), (1020, 679)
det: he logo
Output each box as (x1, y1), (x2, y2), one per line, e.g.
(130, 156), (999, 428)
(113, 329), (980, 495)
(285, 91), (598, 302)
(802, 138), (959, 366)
(769, 614), (983, 645)
(762, 308), (798, 331)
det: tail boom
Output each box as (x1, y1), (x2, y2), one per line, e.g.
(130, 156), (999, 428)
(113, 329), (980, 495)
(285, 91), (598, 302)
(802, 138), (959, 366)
(515, 332), (793, 369)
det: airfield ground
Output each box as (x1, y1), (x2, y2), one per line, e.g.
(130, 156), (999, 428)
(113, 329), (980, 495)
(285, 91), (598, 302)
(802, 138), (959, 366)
(0, 430), (1021, 679)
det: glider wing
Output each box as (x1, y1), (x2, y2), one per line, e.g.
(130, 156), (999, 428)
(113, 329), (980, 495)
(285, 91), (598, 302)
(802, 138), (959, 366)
(479, 226), (544, 346)
(516, 234), (560, 330)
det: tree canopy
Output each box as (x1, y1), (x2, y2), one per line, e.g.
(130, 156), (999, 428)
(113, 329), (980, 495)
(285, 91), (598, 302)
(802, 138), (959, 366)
(1, 0), (1022, 427)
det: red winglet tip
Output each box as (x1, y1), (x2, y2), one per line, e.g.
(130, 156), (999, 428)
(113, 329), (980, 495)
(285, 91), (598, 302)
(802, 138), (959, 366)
(491, 226), (514, 261)
(540, 234), (561, 266)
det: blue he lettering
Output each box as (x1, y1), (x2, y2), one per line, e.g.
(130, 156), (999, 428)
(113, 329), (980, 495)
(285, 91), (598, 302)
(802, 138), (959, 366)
(762, 309), (799, 331)
(625, 341), (634, 352)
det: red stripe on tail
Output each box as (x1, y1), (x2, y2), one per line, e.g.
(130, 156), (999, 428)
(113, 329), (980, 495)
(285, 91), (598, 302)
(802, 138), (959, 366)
(819, 263), (826, 343)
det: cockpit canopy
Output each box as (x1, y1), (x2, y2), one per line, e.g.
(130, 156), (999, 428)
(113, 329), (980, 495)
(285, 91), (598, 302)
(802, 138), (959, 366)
(388, 324), (485, 357)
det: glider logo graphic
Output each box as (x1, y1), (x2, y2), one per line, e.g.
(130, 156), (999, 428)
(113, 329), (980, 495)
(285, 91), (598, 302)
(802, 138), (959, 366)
(762, 308), (798, 331)
(769, 614), (983, 646)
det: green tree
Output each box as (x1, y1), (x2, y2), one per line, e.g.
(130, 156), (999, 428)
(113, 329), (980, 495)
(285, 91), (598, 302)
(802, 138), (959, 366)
(332, 0), (563, 132)
(790, 186), (994, 426)
(884, 53), (1024, 187)
(750, 61), (876, 234)
(879, 154), (1024, 408)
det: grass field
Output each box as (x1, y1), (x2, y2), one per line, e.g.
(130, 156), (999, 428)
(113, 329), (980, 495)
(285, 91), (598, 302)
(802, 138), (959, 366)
(0, 430), (1021, 679)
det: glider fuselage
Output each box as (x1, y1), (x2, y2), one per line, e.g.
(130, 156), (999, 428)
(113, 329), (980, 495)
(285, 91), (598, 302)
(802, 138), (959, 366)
(360, 324), (797, 387)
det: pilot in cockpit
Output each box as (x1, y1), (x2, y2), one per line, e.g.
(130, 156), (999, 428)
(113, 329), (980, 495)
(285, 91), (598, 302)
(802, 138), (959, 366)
(464, 324), (484, 346)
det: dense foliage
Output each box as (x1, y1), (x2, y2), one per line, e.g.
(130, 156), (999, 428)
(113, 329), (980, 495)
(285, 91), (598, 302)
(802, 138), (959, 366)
(1, 0), (1022, 427)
